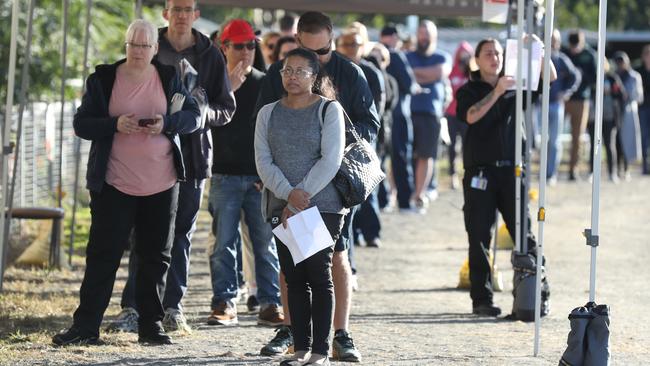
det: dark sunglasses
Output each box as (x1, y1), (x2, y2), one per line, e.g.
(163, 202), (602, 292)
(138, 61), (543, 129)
(230, 41), (256, 51)
(301, 40), (332, 56)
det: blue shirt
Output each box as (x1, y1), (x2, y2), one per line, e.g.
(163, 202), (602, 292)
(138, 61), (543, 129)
(407, 50), (451, 116)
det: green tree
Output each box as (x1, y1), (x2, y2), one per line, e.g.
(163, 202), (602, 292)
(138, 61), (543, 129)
(555, 0), (650, 31)
(0, 0), (165, 106)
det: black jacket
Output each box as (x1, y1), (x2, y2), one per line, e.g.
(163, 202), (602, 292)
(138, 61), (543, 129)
(73, 59), (201, 193)
(211, 68), (265, 175)
(157, 27), (236, 180)
(255, 51), (380, 143)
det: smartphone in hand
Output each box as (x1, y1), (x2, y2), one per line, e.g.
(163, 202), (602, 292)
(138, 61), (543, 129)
(138, 118), (156, 127)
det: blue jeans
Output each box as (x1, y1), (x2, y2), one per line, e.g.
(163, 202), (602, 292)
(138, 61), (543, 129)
(121, 179), (204, 312)
(546, 102), (565, 179)
(208, 174), (280, 308)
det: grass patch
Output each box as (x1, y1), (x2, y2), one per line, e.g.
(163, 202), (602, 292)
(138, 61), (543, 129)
(63, 202), (91, 255)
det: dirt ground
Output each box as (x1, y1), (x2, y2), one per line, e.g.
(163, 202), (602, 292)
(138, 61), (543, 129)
(1, 169), (649, 365)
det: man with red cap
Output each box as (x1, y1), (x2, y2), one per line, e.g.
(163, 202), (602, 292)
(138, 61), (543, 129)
(206, 18), (283, 328)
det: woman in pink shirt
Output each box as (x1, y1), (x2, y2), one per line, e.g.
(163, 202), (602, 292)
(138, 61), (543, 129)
(53, 19), (200, 347)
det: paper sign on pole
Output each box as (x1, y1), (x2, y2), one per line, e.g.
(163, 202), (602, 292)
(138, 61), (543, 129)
(505, 39), (542, 90)
(482, 0), (509, 24)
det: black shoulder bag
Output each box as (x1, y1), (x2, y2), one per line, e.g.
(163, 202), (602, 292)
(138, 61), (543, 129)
(321, 100), (386, 208)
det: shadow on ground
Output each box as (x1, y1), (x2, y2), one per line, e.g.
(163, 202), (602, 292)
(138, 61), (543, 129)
(351, 312), (501, 325)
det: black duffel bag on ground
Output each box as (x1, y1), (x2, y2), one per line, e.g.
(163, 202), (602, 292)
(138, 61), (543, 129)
(321, 100), (385, 208)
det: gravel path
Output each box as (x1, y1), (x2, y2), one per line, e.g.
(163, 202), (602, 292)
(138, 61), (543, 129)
(2, 172), (649, 365)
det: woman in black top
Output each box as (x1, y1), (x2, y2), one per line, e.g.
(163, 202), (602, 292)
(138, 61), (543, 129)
(456, 38), (555, 316)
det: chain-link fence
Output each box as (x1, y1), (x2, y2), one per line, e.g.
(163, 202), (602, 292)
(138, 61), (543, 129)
(5, 100), (89, 228)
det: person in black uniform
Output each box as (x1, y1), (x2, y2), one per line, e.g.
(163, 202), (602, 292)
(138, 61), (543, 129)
(456, 38), (555, 316)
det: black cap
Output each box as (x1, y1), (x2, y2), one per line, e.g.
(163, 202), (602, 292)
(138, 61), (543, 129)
(381, 24), (399, 37)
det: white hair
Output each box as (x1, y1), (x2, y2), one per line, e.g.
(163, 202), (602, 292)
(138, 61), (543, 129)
(125, 19), (158, 45)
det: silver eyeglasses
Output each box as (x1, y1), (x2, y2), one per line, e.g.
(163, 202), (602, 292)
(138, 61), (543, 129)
(125, 42), (153, 50)
(279, 68), (314, 78)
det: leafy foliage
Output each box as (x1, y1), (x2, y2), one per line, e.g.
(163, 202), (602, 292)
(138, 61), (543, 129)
(0, 0), (161, 104)
(556, 0), (650, 31)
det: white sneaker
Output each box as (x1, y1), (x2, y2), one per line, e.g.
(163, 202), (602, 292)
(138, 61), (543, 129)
(106, 307), (139, 333)
(426, 189), (439, 201)
(163, 308), (192, 333)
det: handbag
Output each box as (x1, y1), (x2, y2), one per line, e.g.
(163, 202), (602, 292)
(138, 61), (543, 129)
(321, 100), (385, 208)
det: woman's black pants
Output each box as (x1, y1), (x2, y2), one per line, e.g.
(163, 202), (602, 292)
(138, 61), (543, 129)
(276, 212), (344, 355)
(72, 183), (178, 337)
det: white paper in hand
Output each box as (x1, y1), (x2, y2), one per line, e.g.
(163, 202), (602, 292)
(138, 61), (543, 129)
(272, 223), (304, 265)
(272, 207), (334, 265)
(170, 93), (185, 114)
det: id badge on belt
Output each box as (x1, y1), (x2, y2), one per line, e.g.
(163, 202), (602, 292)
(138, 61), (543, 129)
(471, 170), (488, 191)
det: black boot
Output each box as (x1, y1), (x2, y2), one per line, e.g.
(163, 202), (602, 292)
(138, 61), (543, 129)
(52, 326), (99, 346)
(138, 321), (172, 345)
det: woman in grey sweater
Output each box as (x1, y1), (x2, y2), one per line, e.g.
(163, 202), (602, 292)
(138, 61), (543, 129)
(255, 48), (345, 366)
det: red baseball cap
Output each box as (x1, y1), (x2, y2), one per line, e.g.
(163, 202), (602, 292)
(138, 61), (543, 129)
(220, 19), (256, 44)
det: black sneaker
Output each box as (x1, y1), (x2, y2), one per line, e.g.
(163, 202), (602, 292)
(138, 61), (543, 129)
(472, 303), (502, 317)
(138, 321), (173, 345)
(52, 327), (99, 346)
(332, 329), (362, 362)
(260, 325), (293, 356)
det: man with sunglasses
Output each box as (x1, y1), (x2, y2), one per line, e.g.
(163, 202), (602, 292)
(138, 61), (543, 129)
(255, 11), (379, 363)
(108, 0), (236, 335)
(204, 18), (283, 328)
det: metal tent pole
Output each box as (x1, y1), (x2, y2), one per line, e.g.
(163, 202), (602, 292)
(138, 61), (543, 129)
(135, 0), (143, 19)
(515, 0), (525, 254)
(58, 0), (69, 211)
(0, 0), (21, 293)
(523, 0), (536, 255)
(53, 0), (70, 268)
(587, 0), (608, 303)
(506, 0), (514, 39)
(534, 0), (555, 356)
(69, 0), (93, 266)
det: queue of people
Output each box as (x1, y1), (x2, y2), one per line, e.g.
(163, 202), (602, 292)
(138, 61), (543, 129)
(52, 3), (650, 365)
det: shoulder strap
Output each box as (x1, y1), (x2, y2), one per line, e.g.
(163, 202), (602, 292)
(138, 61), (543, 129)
(320, 99), (335, 127)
